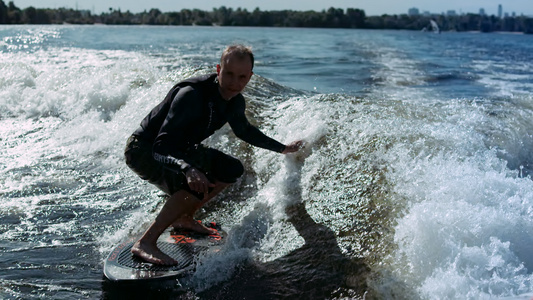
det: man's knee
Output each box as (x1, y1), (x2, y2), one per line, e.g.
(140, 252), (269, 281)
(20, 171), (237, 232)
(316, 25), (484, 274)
(220, 158), (244, 183)
(230, 159), (244, 179)
(202, 147), (244, 184)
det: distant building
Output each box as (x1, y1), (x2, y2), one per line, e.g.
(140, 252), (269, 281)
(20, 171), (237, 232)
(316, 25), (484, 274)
(447, 10), (457, 16)
(408, 7), (420, 16)
(498, 4), (503, 18)
(479, 8), (485, 16)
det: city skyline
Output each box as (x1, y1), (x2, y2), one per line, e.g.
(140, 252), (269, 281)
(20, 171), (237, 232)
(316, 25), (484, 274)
(408, 4), (520, 18)
(7, 0), (533, 17)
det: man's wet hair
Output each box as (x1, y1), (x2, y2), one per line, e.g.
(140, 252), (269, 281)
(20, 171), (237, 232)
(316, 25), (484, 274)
(221, 44), (254, 70)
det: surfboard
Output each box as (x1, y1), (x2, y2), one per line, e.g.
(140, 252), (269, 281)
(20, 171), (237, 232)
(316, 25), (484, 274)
(103, 221), (226, 282)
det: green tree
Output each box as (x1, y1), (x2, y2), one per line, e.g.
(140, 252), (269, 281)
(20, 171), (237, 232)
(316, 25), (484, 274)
(230, 7), (249, 26)
(0, 0), (8, 23)
(180, 9), (193, 25)
(213, 6), (232, 26)
(524, 18), (533, 34)
(346, 8), (365, 28)
(7, 1), (21, 23)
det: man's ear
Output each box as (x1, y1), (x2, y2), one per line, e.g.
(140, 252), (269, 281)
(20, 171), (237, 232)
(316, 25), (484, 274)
(216, 64), (221, 75)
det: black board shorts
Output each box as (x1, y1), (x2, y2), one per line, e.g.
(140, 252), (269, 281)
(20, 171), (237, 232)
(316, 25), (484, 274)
(124, 135), (244, 197)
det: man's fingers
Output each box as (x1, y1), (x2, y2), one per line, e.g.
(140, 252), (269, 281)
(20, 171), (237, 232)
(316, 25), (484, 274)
(283, 140), (305, 154)
(185, 168), (216, 198)
(190, 181), (214, 194)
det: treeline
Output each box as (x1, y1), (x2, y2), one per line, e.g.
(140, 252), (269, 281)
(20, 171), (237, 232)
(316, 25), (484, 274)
(1, 0), (533, 33)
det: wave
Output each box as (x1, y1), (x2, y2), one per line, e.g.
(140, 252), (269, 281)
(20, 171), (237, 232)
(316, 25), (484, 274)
(239, 90), (533, 298)
(2, 36), (533, 299)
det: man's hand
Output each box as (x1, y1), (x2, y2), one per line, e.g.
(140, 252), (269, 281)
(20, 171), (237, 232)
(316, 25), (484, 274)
(282, 140), (305, 154)
(185, 168), (215, 199)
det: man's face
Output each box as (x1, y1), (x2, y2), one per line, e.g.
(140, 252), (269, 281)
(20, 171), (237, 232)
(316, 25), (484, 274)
(216, 55), (253, 100)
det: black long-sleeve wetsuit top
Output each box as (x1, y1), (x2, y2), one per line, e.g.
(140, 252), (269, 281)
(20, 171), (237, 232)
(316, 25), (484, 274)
(132, 73), (286, 172)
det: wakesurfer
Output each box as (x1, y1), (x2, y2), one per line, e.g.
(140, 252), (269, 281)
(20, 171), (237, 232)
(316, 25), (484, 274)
(124, 45), (303, 265)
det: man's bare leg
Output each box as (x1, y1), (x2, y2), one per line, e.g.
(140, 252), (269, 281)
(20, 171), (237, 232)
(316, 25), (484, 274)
(172, 181), (230, 234)
(131, 189), (202, 265)
(130, 181), (230, 265)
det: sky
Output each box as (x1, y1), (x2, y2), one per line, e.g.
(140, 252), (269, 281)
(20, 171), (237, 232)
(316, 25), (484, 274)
(9, 0), (533, 17)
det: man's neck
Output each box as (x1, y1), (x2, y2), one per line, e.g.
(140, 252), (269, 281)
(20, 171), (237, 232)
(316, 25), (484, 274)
(217, 86), (234, 101)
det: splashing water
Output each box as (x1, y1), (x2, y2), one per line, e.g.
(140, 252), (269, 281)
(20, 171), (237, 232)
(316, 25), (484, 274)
(1, 25), (533, 299)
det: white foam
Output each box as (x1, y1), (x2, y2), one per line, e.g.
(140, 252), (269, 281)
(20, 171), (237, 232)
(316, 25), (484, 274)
(248, 80), (533, 298)
(191, 205), (270, 291)
(473, 59), (533, 97)
(3, 27), (533, 299)
(374, 98), (533, 298)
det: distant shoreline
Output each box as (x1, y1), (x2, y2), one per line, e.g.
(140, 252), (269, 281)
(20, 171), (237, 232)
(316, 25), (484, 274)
(3, 23), (531, 35)
(1, 1), (532, 34)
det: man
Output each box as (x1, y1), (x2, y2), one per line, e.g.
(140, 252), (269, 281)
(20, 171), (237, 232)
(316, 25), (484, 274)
(124, 45), (303, 265)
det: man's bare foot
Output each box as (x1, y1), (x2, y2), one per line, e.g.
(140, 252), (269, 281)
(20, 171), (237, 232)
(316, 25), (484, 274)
(172, 217), (217, 235)
(131, 240), (178, 265)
